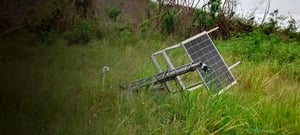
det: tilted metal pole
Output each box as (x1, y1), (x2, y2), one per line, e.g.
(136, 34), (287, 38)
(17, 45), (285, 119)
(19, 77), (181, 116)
(122, 62), (209, 91)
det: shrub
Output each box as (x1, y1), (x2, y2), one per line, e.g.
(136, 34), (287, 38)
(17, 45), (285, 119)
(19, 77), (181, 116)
(160, 9), (177, 35)
(260, 10), (287, 35)
(64, 18), (102, 44)
(105, 7), (121, 22)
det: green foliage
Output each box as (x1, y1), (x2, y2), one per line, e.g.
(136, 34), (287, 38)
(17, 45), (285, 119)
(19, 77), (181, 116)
(223, 30), (300, 64)
(260, 9), (288, 35)
(98, 22), (138, 45)
(193, 9), (209, 25)
(160, 9), (177, 35)
(140, 19), (151, 36)
(105, 7), (121, 22)
(193, 0), (221, 27)
(32, 21), (51, 44)
(116, 25), (135, 44)
(209, 0), (221, 20)
(1, 31), (300, 134)
(283, 17), (299, 39)
(286, 17), (298, 33)
(64, 18), (102, 44)
(1, 5), (300, 134)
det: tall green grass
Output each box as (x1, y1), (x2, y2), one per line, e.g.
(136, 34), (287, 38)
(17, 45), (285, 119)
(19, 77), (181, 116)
(0, 31), (299, 134)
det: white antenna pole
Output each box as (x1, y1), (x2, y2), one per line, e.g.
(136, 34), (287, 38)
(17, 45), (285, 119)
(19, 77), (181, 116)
(102, 66), (110, 91)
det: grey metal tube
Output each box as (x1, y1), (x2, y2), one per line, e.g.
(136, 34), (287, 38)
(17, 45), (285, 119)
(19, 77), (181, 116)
(122, 62), (208, 91)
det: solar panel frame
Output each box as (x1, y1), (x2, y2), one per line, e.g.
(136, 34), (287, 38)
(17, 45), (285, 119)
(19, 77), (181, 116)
(181, 32), (236, 94)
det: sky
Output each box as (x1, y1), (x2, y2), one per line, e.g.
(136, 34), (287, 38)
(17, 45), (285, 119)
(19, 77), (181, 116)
(239, 0), (300, 14)
(236, 0), (300, 28)
(152, 0), (300, 28)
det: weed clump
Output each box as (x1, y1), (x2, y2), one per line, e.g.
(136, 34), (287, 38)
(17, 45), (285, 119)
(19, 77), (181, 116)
(63, 18), (102, 45)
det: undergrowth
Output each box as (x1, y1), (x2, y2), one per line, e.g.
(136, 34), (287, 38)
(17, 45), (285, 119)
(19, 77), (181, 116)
(0, 30), (300, 134)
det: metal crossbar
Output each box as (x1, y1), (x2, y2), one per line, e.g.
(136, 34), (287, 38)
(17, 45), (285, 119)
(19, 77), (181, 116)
(122, 27), (239, 94)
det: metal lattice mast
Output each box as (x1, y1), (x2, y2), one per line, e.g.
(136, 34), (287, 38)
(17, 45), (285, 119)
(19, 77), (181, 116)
(123, 62), (209, 91)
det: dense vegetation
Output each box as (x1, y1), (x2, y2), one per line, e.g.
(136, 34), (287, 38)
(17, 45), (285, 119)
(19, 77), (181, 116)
(1, 0), (300, 134)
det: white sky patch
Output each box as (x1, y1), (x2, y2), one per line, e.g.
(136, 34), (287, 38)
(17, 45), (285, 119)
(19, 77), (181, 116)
(237, 0), (300, 30)
(151, 0), (300, 30)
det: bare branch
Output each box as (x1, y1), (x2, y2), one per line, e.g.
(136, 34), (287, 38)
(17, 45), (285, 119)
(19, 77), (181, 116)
(261, 0), (271, 24)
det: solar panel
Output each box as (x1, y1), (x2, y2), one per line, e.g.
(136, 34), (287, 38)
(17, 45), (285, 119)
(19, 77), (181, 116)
(182, 32), (236, 94)
(122, 28), (238, 94)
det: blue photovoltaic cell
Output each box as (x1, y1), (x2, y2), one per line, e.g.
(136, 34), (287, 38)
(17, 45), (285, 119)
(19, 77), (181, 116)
(182, 33), (236, 93)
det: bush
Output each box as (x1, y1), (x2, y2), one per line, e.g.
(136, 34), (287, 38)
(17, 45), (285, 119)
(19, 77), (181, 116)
(260, 10), (287, 35)
(226, 30), (300, 63)
(64, 18), (102, 44)
(105, 7), (121, 22)
(160, 9), (177, 35)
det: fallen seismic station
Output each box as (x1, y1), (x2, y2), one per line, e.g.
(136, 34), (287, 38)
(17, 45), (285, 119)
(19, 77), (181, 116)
(122, 27), (240, 95)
